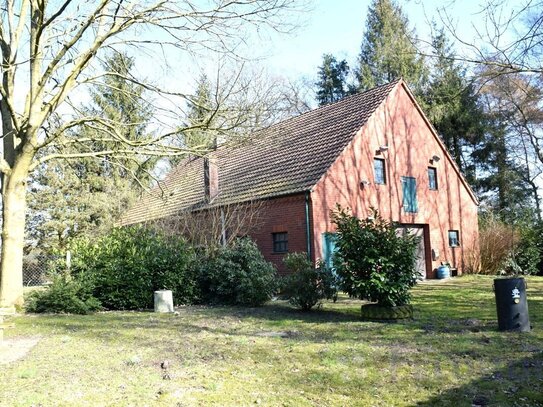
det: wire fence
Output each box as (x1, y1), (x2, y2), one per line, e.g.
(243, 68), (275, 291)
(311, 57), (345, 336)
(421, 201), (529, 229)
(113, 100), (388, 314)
(23, 253), (63, 287)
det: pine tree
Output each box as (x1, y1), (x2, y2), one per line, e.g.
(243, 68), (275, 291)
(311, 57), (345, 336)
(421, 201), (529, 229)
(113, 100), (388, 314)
(86, 52), (155, 183)
(357, 0), (426, 92)
(27, 160), (137, 250)
(423, 28), (486, 179)
(182, 74), (218, 152)
(27, 53), (154, 250)
(474, 121), (535, 222)
(315, 54), (351, 106)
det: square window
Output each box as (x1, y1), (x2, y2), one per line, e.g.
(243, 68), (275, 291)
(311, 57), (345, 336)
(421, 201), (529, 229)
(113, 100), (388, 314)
(428, 167), (438, 190)
(272, 232), (288, 253)
(448, 230), (459, 247)
(374, 158), (386, 185)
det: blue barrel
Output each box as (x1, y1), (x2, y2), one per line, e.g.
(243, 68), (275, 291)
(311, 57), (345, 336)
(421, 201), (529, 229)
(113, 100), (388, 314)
(436, 265), (450, 279)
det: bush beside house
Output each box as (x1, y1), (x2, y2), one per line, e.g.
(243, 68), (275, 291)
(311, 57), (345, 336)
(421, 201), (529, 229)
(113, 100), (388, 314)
(28, 207), (424, 315)
(472, 214), (542, 276)
(281, 253), (339, 311)
(26, 227), (277, 313)
(331, 206), (419, 315)
(67, 226), (199, 310)
(196, 238), (277, 306)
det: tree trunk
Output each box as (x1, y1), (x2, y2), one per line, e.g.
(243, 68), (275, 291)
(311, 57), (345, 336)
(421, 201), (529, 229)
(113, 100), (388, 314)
(0, 161), (31, 309)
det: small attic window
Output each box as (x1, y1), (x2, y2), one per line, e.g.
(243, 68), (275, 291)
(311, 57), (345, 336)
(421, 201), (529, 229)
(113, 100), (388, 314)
(428, 167), (438, 190)
(374, 158), (386, 185)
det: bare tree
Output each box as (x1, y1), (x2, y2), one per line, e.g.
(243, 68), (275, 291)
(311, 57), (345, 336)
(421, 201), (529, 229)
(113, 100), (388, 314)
(153, 200), (268, 248)
(479, 71), (543, 218)
(433, 2), (543, 219)
(0, 0), (303, 309)
(438, 0), (543, 76)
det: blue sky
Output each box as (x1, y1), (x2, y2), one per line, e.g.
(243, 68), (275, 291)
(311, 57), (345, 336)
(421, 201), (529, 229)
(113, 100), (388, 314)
(265, 0), (489, 80)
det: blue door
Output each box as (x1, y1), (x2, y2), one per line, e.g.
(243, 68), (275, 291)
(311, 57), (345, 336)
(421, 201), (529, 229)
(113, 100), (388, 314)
(322, 233), (337, 268)
(402, 176), (418, 213)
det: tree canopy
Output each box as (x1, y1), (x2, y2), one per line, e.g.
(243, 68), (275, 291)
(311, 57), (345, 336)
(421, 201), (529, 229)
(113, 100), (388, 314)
(315, 54), (351, 106)
(356, 0), (426, 93)
(27, 53), (154, 251)
(0, 0), (302, 308)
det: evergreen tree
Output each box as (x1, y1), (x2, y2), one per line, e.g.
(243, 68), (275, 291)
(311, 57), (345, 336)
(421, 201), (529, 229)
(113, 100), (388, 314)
(473, 120), (535, 222)
(315, 54), (351, 106)
(423, 28), (486, 180)
(183, 74), (218, 152)
(86, 52), (155, 183)
(423, 28), (535, 221)
(27, 160), (137, 250)
(27, 53), (154, 250)
(357, 0), (426, 92)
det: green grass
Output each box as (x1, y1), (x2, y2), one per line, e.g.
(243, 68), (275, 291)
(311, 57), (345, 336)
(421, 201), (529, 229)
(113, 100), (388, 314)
(1, 276), (543, 406)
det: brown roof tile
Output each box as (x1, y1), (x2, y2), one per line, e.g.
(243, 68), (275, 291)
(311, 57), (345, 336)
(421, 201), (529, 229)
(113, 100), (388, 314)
(120, 80), (399, 225)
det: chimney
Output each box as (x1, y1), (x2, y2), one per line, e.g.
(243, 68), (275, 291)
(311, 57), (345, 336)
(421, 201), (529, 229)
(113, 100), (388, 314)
(204, 156), (219, 202)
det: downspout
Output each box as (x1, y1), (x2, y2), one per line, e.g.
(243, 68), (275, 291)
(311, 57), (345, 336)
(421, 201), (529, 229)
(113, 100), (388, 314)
(305, 191), (312, 261)
(220, 207), (226, 247)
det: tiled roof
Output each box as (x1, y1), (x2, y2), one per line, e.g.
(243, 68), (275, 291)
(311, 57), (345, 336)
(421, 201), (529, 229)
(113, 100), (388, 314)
(120, 80), (399, 225)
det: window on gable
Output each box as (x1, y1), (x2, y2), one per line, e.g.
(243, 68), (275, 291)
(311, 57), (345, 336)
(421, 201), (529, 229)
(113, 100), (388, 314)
(428, 167), (438, 190)
(272, 232), (288, 253)
(374, 158), (386, 185)
(448, 230), (459, 247)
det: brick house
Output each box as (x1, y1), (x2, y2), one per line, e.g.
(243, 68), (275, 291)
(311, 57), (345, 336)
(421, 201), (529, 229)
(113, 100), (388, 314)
(121, 79), (479, 278)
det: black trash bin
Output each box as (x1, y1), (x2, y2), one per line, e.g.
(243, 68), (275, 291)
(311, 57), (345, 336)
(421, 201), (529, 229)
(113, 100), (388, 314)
(494, 277), (530, 332)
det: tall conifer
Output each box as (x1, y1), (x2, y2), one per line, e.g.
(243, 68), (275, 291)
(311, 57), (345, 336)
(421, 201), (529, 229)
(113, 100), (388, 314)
(315, 54), (351, 106)
(357, 0), (426, 93)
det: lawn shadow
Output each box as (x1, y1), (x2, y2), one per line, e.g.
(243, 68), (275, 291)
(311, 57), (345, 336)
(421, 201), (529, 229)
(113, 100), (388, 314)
(210, 300), (364, 324)
(412, 351), (543, 406)
(22, 299), (500, 343)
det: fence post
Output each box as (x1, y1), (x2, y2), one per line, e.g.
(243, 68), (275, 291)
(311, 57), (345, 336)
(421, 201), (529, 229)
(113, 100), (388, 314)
(66, 250), (71, 271)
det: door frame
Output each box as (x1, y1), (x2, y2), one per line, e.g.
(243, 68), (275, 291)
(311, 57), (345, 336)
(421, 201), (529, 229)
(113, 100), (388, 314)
(398, 223), (431, 279)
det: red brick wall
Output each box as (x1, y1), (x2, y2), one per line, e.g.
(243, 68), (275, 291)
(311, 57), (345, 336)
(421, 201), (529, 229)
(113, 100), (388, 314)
(311, 82), (479, 277)
(247, 194), (309, 274)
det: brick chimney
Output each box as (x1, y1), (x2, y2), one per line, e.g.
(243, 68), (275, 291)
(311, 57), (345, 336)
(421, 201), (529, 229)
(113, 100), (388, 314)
(203, 156), (219, 202)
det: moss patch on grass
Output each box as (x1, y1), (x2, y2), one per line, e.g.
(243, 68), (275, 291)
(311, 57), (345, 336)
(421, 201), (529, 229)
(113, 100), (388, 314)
(0, 276), (542, 406)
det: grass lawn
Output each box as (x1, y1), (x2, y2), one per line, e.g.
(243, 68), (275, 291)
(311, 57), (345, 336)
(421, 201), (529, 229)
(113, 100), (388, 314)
(1, 276), (542, 407)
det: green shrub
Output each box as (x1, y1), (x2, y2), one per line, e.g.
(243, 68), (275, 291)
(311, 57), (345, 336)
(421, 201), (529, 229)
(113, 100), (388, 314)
(197, 238), (277, 306)
(514, 225), (542, 275)
(282, 253), (339, 310)
(70, 226), (199, 310)
(331, 206), (419, 307)
(25, 274), (101, 314)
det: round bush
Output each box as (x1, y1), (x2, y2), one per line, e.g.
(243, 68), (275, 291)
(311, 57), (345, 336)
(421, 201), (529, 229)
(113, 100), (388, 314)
(197, 238), (277, 306)
(25, 275), (101, 314)
(70, 226), (199, 310)
(331, 206), (419, 307)
(282, 253), (339, 311)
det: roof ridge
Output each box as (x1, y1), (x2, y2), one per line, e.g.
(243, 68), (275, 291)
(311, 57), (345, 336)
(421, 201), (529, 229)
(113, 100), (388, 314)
(268, 78), (401, 128)
(120, 79), (401, 225)
(165, 79), (401, 175)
